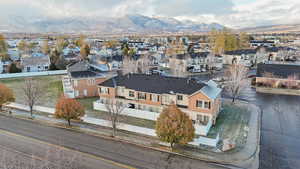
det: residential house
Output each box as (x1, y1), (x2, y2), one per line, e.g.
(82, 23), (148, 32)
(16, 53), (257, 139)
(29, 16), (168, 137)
(256, 63), (300, 89)
(94, 74), (222, 136)
(250, 40), (275, 47)
(223, 49), (258, 66)
(21, 54), (50, 72)
(62, 61), (107, 98)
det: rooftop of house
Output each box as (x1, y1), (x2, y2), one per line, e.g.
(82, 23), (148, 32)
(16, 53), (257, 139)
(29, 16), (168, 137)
(250, 40), (275, 43)
(70, 71), (98, 78)
(67, 60), (90, 72)
(21, 55), (50, 66)
(99, 73), (209, 95)
(257, 63), (300, 79)
(224, 46), (297, 56)
(67, 60), (104, 79)
(225, 49), (257, 55)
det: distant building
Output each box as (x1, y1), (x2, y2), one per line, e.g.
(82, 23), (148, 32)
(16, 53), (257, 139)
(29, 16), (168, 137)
(20, 55), (50, 72)
(224, 49), (258, 66)
(250, 40), (275, 47)
(256, 63), (300, 89)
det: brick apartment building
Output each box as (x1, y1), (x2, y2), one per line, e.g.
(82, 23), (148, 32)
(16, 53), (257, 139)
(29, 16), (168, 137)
(94, 73), (222, 136)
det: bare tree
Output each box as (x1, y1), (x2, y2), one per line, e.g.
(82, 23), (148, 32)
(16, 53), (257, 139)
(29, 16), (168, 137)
(225, 64), (249, 102)
(206, 52), (216, 78)
(104, 98), (126, 137)
(22, 78), (43, 117)
(255, 47), (267, 64)
(136, 54), (152, 73)
(122, 54), (152, 75)
(168, 57), (187, 77)
(122, 57), (138, 75)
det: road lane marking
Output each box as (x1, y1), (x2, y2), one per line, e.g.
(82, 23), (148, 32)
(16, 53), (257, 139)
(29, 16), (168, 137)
(0, 129), (136, 169)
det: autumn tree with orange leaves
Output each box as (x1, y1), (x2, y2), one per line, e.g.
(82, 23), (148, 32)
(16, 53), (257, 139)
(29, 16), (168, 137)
(55, 96), (85, 126)
(0, 83), (15, 110)
(156, 104), (195, 149)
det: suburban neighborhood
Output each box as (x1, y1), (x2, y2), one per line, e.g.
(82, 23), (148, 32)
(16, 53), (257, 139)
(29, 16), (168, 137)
(0, 1), (300, 169)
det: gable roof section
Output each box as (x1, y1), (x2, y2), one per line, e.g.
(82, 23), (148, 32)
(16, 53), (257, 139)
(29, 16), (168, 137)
(99, 74), (207, 95)
(21, 56), (50, 66)
(200, 80), (222, 100)
(257, 63), (300, 79)
(67, 61), (89, 72)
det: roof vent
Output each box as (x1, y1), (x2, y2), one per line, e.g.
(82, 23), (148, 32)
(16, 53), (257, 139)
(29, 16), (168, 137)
(187, 77), (191, 84)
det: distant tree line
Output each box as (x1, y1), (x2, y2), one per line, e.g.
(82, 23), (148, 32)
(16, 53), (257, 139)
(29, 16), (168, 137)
(209, 28), (251, 55)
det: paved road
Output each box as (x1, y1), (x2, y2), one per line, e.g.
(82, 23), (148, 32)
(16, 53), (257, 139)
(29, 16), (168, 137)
(255, 94), (300, 169)
(232, 84), (300, 169)
(0, 115), (226, 169)
(0, 129), (126, 169)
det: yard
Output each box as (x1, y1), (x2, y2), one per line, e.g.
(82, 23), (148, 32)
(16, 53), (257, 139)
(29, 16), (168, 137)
(77, 97), (156, 129)
(0, 75), (63, 107)
(0, 76), (155, 129)
(207, 101), (251, 149)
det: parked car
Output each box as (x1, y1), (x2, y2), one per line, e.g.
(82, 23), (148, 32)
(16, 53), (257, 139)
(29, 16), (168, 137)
(191, 68), (202, 73)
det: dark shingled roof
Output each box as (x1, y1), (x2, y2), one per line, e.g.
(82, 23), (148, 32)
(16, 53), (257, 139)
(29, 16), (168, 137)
(99, 74), (207, 95)
(225, 49), (257, 55)
(70, 71), (97, 78)
(257, 63), (300, 78)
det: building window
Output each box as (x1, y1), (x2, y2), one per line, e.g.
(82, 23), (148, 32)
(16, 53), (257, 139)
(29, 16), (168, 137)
(129, 91), (135, 97)
(138, 93), (146, 100)
(204, 101), (211, 109)
(157, 95), (160, 102)
(177, 95), (183, 101)
(149, 94), (152, 101)
(196, 100), (203, 108)
(197, 114), (209, 125)
(88, 79), (95, 85)
(100, 87), (109, 94)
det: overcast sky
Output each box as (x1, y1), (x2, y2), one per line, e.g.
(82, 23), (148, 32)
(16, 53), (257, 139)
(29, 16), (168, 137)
(0, 0), (299, 28)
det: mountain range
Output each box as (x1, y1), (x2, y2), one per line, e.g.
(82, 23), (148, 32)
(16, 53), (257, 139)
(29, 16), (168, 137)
(241, 24), (300, 33)
(0, 14), (225, 34)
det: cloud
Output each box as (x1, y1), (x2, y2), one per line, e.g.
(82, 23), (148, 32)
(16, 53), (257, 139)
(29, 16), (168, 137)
(0, 0), (299, 28)
(153, 0), (234, 16)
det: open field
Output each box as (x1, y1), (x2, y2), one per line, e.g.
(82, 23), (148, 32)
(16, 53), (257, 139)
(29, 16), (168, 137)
(0, 75), (63, 107)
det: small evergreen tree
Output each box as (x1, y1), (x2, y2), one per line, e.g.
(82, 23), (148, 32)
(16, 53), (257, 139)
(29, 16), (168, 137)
(8, 63), (22, 73)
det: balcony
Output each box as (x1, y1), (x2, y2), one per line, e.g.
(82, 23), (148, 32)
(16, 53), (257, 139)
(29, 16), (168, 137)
(62, 76), (75, 98)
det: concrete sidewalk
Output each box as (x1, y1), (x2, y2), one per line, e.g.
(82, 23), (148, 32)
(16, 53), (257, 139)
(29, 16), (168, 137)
(5, 102), (157, 137)
(4, 101), (260, 169)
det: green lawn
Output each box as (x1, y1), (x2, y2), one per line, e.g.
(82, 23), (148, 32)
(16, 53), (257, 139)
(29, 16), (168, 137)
(77, 97), (99, 111)
(207, 102), (251, 148)
(0, 75), (63, 107)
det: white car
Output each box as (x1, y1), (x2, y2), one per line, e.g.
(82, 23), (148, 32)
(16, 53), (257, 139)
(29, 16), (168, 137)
(191, 69), (202, 73)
